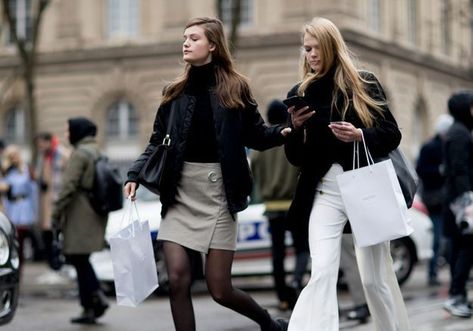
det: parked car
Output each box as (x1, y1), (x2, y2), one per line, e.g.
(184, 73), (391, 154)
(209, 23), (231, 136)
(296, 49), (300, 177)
(91, 189), (433, 291)
(0, 212), (19, 326)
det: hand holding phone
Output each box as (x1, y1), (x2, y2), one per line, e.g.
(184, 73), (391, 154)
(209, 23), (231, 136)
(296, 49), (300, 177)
(282, 96), (309, 110)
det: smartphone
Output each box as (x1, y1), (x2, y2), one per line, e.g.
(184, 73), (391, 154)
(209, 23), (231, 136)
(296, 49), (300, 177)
(282, 96), (309, 109)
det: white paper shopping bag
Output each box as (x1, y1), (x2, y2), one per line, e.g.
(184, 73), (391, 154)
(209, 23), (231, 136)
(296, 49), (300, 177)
(109, 201), (159, 307)
(336, 138), (413, 247)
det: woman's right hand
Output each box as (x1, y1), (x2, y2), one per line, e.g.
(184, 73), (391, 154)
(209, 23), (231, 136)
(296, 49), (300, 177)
(124, 182), (138, 201)
(288, 106), (315, 130)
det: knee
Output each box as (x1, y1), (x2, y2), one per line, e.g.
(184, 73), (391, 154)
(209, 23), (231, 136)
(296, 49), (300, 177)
(361, 275), (387, 295)
(168, 269), (192, 294)
(208, 282), (231, 306)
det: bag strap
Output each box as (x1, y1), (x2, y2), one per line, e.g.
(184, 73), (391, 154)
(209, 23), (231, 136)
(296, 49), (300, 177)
(352, 131), (374, 170)
(161, 100), (177, 147)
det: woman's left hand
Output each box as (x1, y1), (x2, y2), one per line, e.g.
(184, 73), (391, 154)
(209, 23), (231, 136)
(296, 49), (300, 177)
(328, 121), (362, 143)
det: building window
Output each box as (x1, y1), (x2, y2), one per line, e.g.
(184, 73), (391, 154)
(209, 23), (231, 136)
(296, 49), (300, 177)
(106, 100), (138, 140)
(470, 0), (473, 58)
(368, 0), (381, 33)
(5, 0), (32, 44)
(218, 0), (253, 26)
(3, 105), (25, 144)
(107, 0), (139, 39)
(412, 97), (428, 156)
(441, 1), (451, 54)
(407, 0), (417, 45)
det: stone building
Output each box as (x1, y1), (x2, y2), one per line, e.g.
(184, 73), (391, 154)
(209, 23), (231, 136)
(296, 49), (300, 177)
(0, 0), (472, 168)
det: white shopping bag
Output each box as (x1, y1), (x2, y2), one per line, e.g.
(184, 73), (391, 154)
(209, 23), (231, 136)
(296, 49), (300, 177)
(336, 137), (413, 247)
(109, 200), (159, 307)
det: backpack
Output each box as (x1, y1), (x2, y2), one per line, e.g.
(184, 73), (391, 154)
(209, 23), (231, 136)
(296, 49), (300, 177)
(79, 148), (123, 216)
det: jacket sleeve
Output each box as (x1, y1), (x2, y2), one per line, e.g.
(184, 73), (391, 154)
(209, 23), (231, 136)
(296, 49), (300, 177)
(126, 106), (166, 183)
(242, 102), (286, 151)
(359, 72), (402, 157)
(51, 150), (89, 222)
(284, 84), (306, 167)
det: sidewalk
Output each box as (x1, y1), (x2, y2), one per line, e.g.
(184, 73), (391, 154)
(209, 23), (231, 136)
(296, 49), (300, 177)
(20, 262), (76, 298)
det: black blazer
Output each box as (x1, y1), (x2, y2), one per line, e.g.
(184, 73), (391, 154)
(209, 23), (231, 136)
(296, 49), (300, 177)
(127, 93), (285, 218)
(285, 71), (401, 228)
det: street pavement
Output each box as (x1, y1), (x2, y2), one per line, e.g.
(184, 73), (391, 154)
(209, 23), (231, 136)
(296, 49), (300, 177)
(4, 261), (473, 330)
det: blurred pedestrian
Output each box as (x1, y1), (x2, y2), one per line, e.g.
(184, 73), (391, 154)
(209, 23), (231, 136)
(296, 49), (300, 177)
(416, 114), (453, 286)
(251, 99), (309, 311)
(52, 117), (109, 324)
(340, 234), (370, 323)
(35, 132), (69, 269)
(442, 91), (473, 318)
(0, 145), (38, 269)
(124, 17), (290, 331)
(284, 17), (409, 331)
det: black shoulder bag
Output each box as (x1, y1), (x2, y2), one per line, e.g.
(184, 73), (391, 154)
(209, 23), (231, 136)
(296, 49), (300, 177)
(137, 101), (176, 195)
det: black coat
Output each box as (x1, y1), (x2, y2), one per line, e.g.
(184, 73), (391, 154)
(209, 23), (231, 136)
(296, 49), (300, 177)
(415, 135), (446, 213)
(284, 71), (401, 228)
(443, 121), (473, 237)
(127, 93), (285, 218)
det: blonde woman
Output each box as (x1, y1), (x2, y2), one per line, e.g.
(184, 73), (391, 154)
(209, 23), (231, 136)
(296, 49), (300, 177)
(284, 17), (410, 330)
(125, 17), (289, 331)
(1, 145), (38, 267)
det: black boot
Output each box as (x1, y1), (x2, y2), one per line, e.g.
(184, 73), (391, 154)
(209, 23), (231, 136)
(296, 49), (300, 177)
(346, 304), (370, 323)
(92, 290), (109, 318)
(70, 308), (96, 324)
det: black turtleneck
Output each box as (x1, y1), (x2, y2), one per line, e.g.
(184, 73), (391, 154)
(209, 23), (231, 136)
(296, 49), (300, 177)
(183, 62), (219, 163)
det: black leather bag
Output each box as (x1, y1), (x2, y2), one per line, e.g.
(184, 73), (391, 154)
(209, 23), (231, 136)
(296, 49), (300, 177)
(137, 102), (176, 195)
(49, 229), (65, 271)
(388, 148), (418, 208)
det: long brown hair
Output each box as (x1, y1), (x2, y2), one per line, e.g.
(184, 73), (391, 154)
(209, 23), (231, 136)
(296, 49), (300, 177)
(161, 17), (255, 109)
(298, 17), (385, 127)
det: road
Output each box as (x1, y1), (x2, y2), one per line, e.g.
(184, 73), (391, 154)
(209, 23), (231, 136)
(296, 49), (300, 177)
(3, 262), (472, 331)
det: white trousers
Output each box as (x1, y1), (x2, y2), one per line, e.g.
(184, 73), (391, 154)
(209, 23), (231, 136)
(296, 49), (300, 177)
(288, 164), (410, 331)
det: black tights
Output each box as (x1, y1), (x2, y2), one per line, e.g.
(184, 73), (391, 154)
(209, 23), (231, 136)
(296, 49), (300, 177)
(163, 241), (273, 331)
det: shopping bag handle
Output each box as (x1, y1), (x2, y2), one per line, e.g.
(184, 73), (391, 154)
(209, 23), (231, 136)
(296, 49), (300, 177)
(119, 198), (143, 233)
(352, 130), (374, 170)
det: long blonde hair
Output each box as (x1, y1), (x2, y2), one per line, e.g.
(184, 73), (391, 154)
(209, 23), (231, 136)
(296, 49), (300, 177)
(298, 17), (385, 127)
(1, 145), (24, 174)
(161, 17), (255, 109)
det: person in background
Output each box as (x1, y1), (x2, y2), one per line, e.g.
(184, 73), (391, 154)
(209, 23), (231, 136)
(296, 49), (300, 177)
(35, 132), (69, 269)
(52, 117), (109, 324)
(0, 145), (38, 269)
(251, 99), (310, 311)
(442, 91), (473, 318)
(284, 17), (409, 331)
(416, 114), (453, 286)
(124, 17), (290, 331)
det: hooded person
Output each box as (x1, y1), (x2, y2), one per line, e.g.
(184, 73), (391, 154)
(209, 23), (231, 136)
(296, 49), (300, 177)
(442, 91), (473, 318)
(52, 117), (109, 324)
(415, 113), (453, 286)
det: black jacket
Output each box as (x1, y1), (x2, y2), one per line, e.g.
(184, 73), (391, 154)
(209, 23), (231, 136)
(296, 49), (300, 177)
(127, 93), (285, 218)
(285, 71), (401, 227)
(415, 135), (446, 212)
(443, 121), (473, 237)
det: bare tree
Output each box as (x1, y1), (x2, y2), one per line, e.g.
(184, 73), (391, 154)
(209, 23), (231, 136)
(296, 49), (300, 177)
(1, 0), (50, 159)
(216, 0), (242, 55)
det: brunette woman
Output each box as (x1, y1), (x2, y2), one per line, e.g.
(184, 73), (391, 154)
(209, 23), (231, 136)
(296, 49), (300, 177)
(125, 17), (289, 331)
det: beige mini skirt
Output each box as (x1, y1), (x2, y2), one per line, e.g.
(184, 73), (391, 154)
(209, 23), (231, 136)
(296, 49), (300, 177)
(157, 162), (237, 253)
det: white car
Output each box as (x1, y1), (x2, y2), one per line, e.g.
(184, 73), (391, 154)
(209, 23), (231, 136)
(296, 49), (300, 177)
(91, 189), (433, 290)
